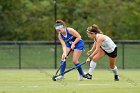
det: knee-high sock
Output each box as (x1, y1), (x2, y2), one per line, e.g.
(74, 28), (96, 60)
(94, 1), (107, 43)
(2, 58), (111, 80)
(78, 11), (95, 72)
(88, 60), (96, 75)
(75, 63), (84, 76)
(111, 66), (119, 75)
(60, 60), (66, 76)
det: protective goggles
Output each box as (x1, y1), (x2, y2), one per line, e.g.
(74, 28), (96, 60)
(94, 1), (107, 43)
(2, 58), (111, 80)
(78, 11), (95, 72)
(55, 25), (64, 30)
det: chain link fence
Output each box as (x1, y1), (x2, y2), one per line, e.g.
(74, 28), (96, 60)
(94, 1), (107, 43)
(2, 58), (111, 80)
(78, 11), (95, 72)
(0, 40), (140, 69)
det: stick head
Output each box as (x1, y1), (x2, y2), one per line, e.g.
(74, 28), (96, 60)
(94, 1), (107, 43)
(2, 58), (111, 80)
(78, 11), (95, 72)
(52, 75), (57, 81)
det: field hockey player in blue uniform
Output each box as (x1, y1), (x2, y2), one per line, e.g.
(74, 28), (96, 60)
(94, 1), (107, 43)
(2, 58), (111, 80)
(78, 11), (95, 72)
(54, 19), (86, 81)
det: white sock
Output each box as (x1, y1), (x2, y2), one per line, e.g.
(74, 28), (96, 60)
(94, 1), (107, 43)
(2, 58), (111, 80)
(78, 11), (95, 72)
(111, 66), (119, 75)
(88, 60), (96, 75)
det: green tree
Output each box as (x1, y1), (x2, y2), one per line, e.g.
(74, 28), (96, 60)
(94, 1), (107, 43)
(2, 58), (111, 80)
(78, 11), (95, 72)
(0, 0), (139, 41)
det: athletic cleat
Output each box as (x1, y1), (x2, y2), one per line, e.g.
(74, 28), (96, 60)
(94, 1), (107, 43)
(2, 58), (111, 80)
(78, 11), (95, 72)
(78, 74), (84, 81)
(78, 72), (87, 81)
(83, 74), (88, 78)
(55, 75), (64, 81)
(114, 75), (119, 81)
(84, 73), (92, 79)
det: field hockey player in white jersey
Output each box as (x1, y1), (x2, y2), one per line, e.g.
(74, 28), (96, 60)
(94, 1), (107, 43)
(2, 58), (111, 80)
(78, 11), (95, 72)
(54, 19), (86, 81)
(85, 24), (119, 81)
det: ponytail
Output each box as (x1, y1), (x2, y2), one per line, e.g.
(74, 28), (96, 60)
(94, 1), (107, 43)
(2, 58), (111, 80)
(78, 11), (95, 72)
(87, 24), (103, 34)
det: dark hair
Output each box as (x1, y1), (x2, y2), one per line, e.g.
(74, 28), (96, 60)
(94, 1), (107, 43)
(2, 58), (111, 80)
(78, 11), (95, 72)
(55, 19), (66, 27)
(87, 24), (103, 34)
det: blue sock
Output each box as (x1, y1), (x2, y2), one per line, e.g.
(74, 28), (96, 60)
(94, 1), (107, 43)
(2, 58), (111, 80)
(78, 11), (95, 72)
(75, 63), (84, 76)
(60, 60), (66, 76)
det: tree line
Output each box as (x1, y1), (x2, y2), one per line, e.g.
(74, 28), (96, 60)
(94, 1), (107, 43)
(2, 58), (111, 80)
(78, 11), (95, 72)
(0, 0), (140, 41)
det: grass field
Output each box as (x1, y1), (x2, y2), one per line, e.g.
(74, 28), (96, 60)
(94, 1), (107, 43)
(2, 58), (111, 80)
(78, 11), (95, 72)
(0, 69), (140, 93)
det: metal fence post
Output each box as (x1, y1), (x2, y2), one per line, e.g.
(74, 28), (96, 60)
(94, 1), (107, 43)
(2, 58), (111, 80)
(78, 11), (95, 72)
(19, 44), (21, 69)
(122, 43), (125, 69)
(54, 0), (57, 69)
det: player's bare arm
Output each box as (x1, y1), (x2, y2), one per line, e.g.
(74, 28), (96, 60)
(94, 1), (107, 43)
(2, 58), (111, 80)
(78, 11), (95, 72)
(87, 43), (96, 55)
(90, 35), (104, 58)
(58, 34), (67, 58)
(68, 28), (81, 49)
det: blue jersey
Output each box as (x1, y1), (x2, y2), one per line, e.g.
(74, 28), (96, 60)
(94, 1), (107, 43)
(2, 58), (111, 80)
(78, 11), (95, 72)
(60, 28), (84, 51)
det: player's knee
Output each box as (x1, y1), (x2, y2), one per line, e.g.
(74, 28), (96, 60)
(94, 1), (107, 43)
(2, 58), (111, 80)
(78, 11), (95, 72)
(72, 58), (78, 63)
(93, 57), (97, 62)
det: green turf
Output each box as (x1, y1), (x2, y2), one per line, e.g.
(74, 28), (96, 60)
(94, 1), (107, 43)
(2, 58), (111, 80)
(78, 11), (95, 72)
(0, 69), (139, 93)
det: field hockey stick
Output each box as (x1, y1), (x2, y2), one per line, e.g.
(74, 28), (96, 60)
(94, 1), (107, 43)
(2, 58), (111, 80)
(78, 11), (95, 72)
(52, 61), (86, 81)
(60, 61), (86, 75)
(54, 49), (73, 76)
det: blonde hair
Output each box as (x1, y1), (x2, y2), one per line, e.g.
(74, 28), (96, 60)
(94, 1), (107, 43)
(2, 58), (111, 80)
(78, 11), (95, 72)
(87, 24), (103, 34)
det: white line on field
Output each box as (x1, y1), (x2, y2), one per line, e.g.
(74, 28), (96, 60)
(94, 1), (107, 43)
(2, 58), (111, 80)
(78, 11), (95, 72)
(62, 83), (111, 86)
(79, 83), (110, 86)
(0, 83), (110, 88)
(0, 85), (39, 88)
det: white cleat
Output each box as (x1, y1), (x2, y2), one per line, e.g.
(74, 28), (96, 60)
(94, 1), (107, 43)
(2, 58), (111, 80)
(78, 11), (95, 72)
(55, 75), (64, 81)
(78, 74), (84, 81)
